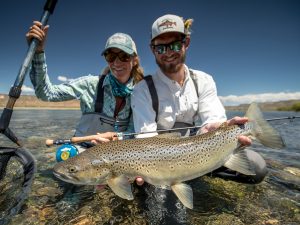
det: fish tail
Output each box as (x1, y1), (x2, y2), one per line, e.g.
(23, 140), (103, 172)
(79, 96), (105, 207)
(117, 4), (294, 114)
(245, 103), (285, 149)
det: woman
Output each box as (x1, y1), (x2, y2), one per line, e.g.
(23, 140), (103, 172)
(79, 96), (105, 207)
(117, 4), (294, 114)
(26, 21), (143, 145)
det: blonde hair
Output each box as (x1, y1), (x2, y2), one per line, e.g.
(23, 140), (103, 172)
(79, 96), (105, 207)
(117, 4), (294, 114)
(101, 55), (144, 84)
(131, 56), (144, 84)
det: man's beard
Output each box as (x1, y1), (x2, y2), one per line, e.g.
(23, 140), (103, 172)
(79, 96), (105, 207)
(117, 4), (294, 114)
(156, 53), (186, 74)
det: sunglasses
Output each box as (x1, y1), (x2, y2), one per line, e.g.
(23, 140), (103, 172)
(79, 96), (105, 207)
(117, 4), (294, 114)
(152, 39), (186, 55)
(104, 51), (132, 63)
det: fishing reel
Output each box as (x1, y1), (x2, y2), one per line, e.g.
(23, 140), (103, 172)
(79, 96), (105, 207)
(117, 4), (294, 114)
(55, 144), (79, 162)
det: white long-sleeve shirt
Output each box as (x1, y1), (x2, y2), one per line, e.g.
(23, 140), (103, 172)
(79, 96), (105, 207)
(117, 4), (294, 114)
(131, 65), (227, 138)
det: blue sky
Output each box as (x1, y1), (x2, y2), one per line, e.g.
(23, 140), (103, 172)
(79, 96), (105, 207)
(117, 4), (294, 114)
(0, 0), (299, 106)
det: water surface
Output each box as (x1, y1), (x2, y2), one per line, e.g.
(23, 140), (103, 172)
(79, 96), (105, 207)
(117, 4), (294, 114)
(0, 109), (299, 224)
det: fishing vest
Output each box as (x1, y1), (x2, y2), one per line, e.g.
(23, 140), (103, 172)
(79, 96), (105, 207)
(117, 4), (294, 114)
(144, 70), (199, 136)
(74, 75), (131, 137)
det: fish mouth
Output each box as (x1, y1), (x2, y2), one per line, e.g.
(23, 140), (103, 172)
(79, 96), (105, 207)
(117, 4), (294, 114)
(53, 171), (83, 185)
(53, 171), (101, 185)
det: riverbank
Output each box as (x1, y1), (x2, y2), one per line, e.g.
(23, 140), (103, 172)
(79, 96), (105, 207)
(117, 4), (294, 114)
(0, 94), (80, 109)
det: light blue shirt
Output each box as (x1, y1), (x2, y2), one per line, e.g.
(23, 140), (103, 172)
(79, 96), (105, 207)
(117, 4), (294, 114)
(29, 52), (134, 133)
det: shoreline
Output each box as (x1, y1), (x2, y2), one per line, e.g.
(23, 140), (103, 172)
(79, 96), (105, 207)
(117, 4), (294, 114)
(3, 107), (80, 110)
(1, 95), (299, 112)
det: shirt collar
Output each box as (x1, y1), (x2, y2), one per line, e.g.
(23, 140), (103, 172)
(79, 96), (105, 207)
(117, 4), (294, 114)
(102, 74), (110, 87)
(156, 64), (191, 88)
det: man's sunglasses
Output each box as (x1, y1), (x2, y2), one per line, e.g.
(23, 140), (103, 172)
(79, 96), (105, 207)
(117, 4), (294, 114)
(104, 51), (132, 63)
(152, 39), (186, 55)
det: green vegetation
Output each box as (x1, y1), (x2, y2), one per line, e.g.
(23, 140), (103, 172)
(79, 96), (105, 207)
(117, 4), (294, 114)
(278, 102), (300, 111)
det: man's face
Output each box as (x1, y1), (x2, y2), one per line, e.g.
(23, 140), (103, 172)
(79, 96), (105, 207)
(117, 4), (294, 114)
(151, 32), (189, 74)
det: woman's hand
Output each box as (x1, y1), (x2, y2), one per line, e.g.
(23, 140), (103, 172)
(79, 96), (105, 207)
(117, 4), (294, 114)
(25, 21), (49, 53)
(90, 132), (118, 144)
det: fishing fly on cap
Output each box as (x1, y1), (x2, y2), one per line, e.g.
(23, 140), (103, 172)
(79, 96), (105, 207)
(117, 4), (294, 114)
(184, 18), (193, 35)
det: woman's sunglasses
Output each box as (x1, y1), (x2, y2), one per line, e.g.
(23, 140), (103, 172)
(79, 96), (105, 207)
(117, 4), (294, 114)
(152, 38), (186, 55)
(104, 51), (132, 63)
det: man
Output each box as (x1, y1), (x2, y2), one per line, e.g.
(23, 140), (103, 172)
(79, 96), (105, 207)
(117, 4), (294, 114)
(131, 14), (266, 183)
(130, 13), (267, 225)
(133, 15), (228, 136)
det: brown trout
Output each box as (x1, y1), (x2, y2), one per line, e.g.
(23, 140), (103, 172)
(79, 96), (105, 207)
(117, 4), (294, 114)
(53, 103), (285, 209)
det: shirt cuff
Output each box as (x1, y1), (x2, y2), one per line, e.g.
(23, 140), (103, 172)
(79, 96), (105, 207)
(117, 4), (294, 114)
(32, 52), (46, 64)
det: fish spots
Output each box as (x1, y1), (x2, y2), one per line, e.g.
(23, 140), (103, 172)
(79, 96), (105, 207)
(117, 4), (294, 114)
(169, 165), (175, 171)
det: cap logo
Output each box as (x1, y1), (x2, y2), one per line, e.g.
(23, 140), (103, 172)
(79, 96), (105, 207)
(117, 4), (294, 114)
(158, 19), (177, 30)
(108, 35), (127, 45)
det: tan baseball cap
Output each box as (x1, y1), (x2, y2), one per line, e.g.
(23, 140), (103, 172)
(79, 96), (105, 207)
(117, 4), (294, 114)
(151, 14), (185, 40)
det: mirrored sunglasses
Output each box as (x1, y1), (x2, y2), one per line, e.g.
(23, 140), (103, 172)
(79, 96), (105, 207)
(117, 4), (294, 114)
(104, 51), (132, 63)
(152, 39), (186, 55)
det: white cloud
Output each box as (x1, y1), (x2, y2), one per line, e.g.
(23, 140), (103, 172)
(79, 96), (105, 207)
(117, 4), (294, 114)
(21, 85), (34, 93)
(57, 75), (73, 82)
(219, 92), (300, 106)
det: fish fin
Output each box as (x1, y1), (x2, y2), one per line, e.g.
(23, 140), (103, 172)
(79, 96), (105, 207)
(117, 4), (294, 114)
(155, 133), (182, 139)
(224, 150), (256, 175)
(107, 175), (133, 200)
(245, 103), (285, 149)
(171, 183), (193, 209)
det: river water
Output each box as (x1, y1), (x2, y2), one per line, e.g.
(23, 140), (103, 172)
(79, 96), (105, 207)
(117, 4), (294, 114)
(0, 109), (299, 225)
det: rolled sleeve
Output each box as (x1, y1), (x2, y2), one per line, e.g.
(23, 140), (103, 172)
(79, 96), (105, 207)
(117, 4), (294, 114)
(29, 52), (91, 102)
(196, 73), (227, 125)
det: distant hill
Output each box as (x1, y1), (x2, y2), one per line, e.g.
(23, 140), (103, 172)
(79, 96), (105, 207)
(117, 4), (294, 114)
(0, 94), (299, 111)
(224, 99), (300, 111)
(0, 94), (80, 109)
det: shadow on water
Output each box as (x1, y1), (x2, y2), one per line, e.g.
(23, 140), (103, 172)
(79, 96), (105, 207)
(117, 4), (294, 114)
(0, 109), (300, 224)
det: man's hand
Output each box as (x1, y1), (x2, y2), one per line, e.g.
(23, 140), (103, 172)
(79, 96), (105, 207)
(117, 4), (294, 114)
(227, 117), (251, 146)
(135, 176), (144, 186)
(200, 117), (251, 146)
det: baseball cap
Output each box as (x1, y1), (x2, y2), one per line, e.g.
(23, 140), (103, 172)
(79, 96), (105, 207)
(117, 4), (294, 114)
(151, 14), (185, 41)
(102, 33), (137, 55)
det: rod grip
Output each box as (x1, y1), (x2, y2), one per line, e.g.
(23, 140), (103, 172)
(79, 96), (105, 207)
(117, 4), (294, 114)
(44, 0), (58, 14)
(45, 139), (54, 146)
(45, 135), (98, 146)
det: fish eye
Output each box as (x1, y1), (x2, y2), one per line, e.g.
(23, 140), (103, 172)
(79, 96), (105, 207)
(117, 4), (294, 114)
(68, 166), (77, 173)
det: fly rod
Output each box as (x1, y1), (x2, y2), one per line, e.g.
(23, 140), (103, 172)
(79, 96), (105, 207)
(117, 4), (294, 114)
(266, 116), (300, 121)
(45, 115), (300, 146)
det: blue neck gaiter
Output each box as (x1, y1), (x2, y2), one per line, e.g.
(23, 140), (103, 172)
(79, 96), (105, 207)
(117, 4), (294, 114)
(108, 72), (133, 97)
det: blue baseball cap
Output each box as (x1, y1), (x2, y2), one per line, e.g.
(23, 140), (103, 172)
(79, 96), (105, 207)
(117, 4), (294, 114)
(102, 33), (137, 55)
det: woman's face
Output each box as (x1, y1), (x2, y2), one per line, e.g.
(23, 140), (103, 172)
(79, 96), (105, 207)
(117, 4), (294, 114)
(104, 48), (137, 84)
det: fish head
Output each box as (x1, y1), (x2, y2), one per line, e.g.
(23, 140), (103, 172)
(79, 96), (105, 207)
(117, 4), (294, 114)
(53, 152), (111, 185)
